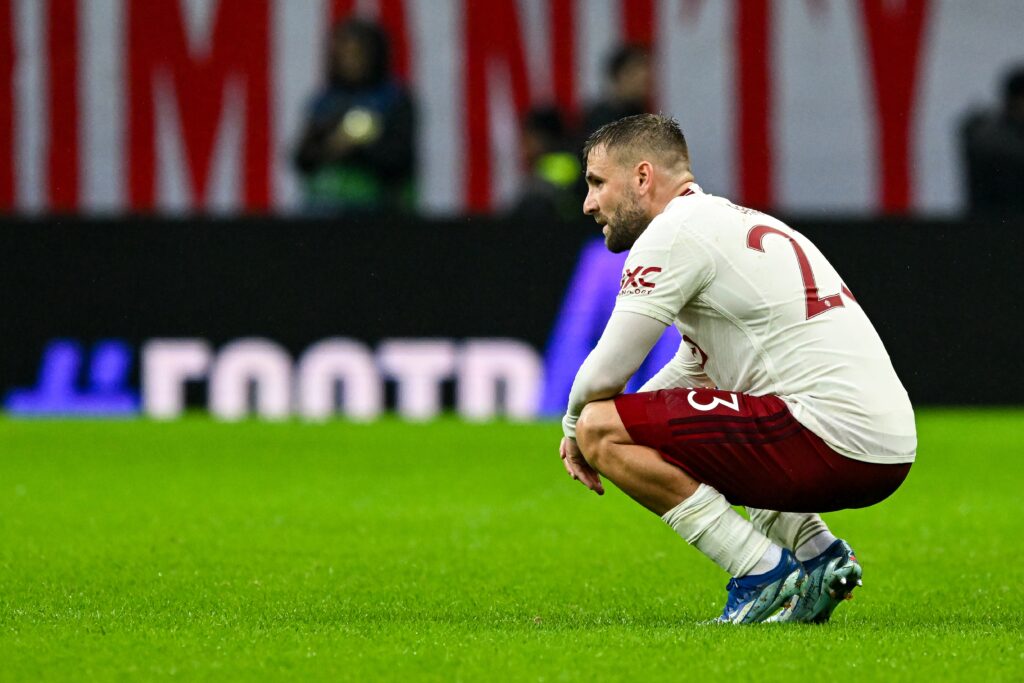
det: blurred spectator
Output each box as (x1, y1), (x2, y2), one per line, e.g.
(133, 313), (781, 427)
(510, 106), (583, 223)
(961, 64), (1024, 215)
(582, 45), (652, 137)
(293, 18), (416, 214)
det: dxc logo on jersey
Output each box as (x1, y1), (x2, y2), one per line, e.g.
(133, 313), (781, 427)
(619, 265), (662, 294)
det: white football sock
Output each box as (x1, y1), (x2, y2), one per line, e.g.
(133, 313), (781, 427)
(661, 484), (777, 578)
(794, 530), (838, 561)
(745, 508), (838, 562)
(747, 544), (783, 576)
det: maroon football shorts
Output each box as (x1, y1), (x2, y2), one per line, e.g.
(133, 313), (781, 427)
(613, 388), (911, 513)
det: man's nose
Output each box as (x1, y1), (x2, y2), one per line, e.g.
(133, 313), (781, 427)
(583, 191), (597, 215)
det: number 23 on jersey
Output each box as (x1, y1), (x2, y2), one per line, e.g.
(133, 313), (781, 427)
(747, 225), (856, 320)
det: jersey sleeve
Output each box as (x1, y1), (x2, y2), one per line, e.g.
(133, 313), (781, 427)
(612, 219), (716, 325)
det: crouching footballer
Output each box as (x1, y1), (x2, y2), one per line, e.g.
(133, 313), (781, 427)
(559, 114), (916, 624)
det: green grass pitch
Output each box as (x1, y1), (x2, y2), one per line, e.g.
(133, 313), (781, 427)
(1, 410), (1022, 681)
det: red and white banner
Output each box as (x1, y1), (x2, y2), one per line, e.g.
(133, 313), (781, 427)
(2, 0), (1022, 216)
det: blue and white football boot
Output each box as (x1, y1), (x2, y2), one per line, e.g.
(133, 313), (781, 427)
(714, 549), (806, 624)
(769, 539), (862, 624)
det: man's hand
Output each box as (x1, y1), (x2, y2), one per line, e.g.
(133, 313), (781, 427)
(559, 437), (604, 495)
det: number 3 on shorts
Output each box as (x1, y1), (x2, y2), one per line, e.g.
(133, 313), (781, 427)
(687, 390), (741, 412)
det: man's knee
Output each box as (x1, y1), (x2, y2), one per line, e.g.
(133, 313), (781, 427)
(576, 400), (630, 467)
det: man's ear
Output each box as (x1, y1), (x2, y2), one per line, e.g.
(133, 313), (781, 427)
(635, 161), (653, 195)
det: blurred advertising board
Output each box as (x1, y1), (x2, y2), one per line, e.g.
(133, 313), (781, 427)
(0, 216), (1020, 420)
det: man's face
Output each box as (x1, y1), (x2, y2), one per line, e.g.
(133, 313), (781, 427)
(583, 145), (649, 253)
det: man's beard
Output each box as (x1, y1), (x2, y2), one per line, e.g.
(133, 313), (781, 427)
(603, 191), (649, 253)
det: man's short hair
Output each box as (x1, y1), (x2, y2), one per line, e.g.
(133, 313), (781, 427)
(582, 114), (690, 170)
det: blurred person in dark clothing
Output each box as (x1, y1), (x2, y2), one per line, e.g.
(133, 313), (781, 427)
(293, 18), (416, 214)
(510, 106), (583, 223)
(582, 45), (652, 137)
(961, 64), (1024, 215)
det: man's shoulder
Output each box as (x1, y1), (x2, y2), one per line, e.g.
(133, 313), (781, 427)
(634, 208), (685, 252)
(652, 191), (754, 241)
(630, 195), (726, 257)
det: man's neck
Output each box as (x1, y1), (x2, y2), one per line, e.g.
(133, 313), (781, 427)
(647, 176), (695, 220)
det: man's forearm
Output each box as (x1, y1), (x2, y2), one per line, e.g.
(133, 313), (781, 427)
(562, 358), (629, 438)
(561, 311), (668, 438)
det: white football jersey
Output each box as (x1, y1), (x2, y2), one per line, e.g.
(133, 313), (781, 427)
(614, 185), (916, 464)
